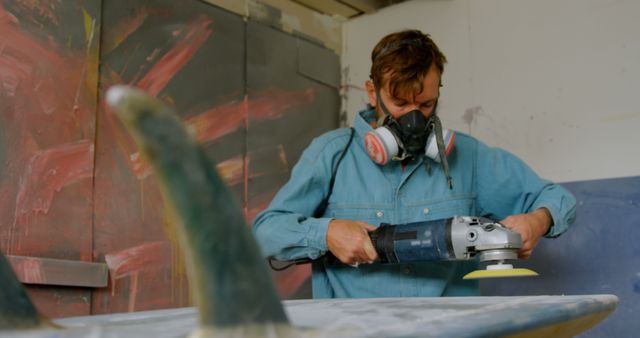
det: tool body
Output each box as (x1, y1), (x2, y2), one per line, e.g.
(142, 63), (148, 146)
(367, 216), (537, 279)
(271, 216), (538, 279)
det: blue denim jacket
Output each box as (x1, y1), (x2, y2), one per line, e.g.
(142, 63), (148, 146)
(253, 108), (576, 298)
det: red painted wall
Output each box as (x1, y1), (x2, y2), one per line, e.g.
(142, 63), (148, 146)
(0, 0), (338, 317)
(0, 0), (100, 317)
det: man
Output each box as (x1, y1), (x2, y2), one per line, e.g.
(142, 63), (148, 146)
(253, 30), (576, 298)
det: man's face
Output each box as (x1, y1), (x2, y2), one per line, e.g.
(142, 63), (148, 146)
(366, 64), (441, 120)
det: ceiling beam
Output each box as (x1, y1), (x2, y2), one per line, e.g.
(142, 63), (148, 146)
(291, 0), (361, 18)
(338, 0), (388, 14)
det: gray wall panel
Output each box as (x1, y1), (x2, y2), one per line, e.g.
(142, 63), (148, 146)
(246, 21), (340, 298)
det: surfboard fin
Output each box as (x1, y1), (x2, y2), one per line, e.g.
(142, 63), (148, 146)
(0, 253), (52, 330)
(106, 85), (291, 334)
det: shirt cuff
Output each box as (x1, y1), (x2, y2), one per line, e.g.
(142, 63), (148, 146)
(306, 217), (333, 253)
(534, 203), (564, 238)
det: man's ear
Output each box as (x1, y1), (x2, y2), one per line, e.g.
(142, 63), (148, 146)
(365, 80), (376, 107)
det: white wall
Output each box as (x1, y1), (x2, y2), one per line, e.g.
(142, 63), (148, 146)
(342, 0), (640, 183)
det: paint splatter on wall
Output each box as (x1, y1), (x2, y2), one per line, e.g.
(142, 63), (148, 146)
(0, 0), (101, 317)
(1, 0), (338, 317)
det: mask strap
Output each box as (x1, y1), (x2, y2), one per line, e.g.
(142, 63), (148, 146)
(375, 87), (409, 161)
(375, 87), (394, 118)
(431, 115), (453, 189)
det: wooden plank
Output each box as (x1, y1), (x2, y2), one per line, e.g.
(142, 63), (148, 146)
(200, 0), (248, 17)
(7, 255), (108, 288)
(291, 0), (360, 18)
(338, 0), (386, 13)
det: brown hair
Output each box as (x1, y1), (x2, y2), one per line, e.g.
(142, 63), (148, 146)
(370, 30), (447, 100)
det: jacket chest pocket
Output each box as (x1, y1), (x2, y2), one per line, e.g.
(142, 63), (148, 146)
(326, 207), (391, 226)
(405, 196), (476, 222)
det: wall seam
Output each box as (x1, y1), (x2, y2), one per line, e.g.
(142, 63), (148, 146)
(89, 0), (106, 316)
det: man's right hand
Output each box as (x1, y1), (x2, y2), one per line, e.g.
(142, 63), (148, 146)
(327, 219), (378, 266)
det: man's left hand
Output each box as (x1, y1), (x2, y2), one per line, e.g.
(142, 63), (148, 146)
(500, 208), (552, 259)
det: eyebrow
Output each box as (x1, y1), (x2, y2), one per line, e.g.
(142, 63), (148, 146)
(392, 96), (437, 105)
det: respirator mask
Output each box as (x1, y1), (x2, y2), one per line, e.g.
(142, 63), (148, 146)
(364, 89), (455, 188)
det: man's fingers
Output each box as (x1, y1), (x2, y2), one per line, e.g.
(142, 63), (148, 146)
(519, 252), (532, 259)
(327, 219), (380, 266)
(356, 221), (377, 232)
(357, 222), (378, 261)
(362, 239), (378, 261)
(518, 246), (533, 259)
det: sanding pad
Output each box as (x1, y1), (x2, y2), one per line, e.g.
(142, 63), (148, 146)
(463, 267), (539, 280)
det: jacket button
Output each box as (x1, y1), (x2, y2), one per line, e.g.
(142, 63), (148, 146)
(423, 208), (430, 215)
(376, 211), (384, 218)
(403, 265), (413, 274)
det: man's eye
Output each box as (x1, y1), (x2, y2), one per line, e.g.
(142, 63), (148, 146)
(421, 102), (434, 108)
